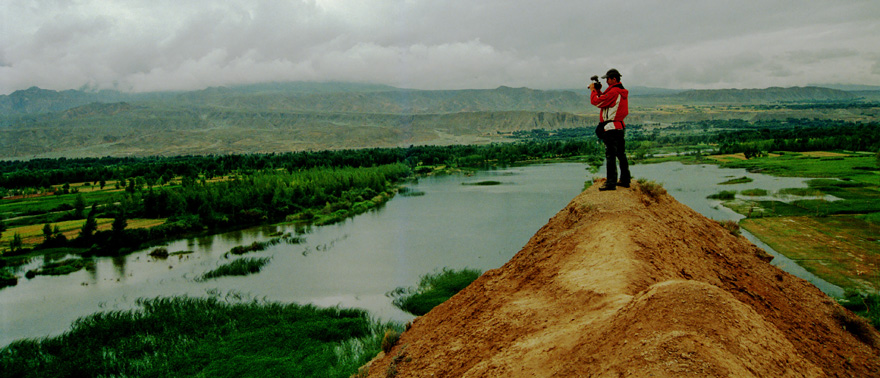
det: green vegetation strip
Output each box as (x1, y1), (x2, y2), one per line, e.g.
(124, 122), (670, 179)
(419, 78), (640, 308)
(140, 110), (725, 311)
(740, 188), (768, 196)
(25, 258), (94, 278)
(708, 190), (737, 200)
(0, 296), (400, 378)
(462, 180), (502, 186)
(197, 257), (272, 281)
(718, 176), (752, 185)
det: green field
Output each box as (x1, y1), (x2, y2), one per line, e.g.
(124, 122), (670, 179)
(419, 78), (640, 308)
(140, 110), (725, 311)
(700, 151), (880, 292)
(740, 215), (880, 291)
(710, 151), (879, 185)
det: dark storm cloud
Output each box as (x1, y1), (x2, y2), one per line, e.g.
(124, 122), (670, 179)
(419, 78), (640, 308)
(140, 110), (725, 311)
(1, 0), (878, 94)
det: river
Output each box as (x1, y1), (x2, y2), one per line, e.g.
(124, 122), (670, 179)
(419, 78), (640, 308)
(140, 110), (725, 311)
(0, 161), (842, 346)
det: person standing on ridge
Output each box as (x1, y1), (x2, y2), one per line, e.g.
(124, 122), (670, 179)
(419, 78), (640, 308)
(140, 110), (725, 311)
(589, 68), (631, 191)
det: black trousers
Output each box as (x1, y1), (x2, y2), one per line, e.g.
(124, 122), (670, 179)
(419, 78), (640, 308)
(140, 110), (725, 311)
(602, 129), (631, 185)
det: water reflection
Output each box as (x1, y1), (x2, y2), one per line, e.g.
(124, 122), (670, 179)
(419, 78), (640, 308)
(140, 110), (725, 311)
(111, 255), (127, 278)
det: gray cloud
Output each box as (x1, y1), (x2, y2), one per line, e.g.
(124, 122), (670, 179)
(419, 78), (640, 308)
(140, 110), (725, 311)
(1, 0), (879, 94)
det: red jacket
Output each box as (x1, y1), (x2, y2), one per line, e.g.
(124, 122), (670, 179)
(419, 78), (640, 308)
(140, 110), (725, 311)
(590, 83), (629, 129)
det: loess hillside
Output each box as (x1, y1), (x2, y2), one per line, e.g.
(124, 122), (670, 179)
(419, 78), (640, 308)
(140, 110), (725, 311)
(364, 180), (880, 378)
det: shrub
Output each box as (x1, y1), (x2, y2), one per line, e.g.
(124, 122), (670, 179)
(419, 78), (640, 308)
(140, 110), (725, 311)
(718, 220), (741, 236)
(149, 247), (170, 258)
(839, 290), (880, 331)
(708, 190), (737, 200)
(0, 269), (17, 289)
(387, 268), (482, 316)
(381, 329), (401, 353)
(636, 179), (666, 199)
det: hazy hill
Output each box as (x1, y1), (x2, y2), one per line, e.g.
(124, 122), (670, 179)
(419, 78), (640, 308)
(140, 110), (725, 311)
(1, 83), (876, 159)
(1, 83), (867, 117)
(0, 87), (122, 115)
(162, 85), (586, 114)
(0, 104), (594, 159)
(362, 181), (880, 377)
(672, 86), (857, 103)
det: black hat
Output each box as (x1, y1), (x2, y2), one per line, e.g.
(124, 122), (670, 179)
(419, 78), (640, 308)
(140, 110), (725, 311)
(601, 68), (621, 79)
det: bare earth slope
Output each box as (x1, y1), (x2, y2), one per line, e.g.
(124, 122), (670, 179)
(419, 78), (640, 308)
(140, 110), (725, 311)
(365, 181), (880, 377)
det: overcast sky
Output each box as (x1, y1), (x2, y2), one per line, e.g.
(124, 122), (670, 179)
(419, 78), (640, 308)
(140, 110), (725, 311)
(1, 0), (878, 94)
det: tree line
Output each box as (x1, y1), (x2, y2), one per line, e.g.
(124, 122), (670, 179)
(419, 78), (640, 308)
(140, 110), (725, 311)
(0, 140), (603, 191)
(623, 119), (879, 156)
(73, 164), (411, 256)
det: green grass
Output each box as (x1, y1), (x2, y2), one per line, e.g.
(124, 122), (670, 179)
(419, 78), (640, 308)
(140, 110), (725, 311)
(387, 268), (482, 316)
(0, 190), (119, 220)
(807, 179), (879, 200)
(0, 295), (400, 378)
(197, 257), (272, 281)
(838, 290), (880, 330)
(718, 152), (879, 185)
(858, 212), (880, 225)
(779, 187), (824, 196)
(708, 190), (737, 200)
(794, 198), (880, 215)
(735, 200), (811, 217)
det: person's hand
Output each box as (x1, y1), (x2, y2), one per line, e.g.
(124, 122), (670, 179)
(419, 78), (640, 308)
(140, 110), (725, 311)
(588, 83), (596, 92)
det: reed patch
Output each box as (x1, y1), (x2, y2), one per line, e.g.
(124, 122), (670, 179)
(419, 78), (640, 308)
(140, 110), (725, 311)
(0, 295), (400, 378)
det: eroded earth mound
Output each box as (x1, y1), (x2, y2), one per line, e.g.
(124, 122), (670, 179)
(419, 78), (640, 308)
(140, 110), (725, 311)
(364, 180), (880, 377)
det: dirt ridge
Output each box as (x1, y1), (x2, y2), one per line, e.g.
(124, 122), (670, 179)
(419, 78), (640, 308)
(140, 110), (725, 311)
(364, 180), (880, 377)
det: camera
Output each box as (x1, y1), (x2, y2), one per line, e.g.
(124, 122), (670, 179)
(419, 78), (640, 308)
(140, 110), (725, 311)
(590, 75), (602, 92)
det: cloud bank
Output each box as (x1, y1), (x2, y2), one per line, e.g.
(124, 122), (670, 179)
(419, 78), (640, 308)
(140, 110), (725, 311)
(1, 0), (878, 94)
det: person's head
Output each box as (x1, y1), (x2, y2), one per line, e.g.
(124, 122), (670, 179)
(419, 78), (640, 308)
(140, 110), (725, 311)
(602, 68), (621, 85)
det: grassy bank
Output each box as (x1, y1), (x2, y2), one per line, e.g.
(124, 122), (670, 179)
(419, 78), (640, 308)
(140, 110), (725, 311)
(0, 295), (402, 378)
(689, 151), (879, 292)
(740, 215), (880, 291)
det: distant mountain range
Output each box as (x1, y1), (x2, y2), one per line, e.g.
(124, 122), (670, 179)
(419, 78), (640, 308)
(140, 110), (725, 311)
(673, 86), (860, 103)
(1, 82), (874, 116)
(0, 82), (876, 160)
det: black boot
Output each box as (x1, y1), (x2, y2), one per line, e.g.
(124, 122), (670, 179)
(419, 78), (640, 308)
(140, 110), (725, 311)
(599, 184), (616, 191)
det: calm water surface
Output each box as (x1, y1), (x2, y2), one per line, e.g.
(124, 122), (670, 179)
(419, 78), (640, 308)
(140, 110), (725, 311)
(0, 161), (842, 346)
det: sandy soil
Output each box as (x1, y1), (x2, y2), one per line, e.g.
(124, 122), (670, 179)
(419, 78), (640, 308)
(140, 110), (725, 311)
(363, 180), (880, 377)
